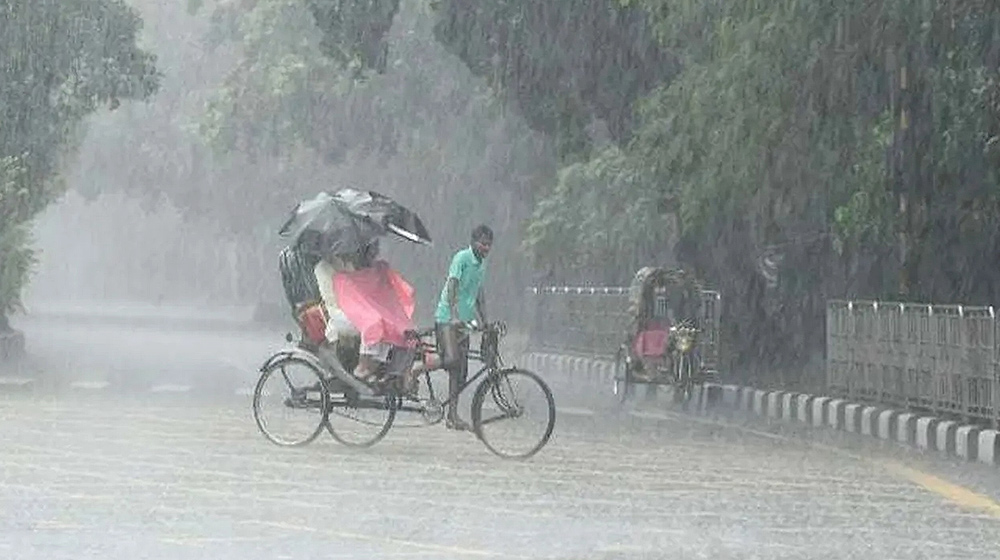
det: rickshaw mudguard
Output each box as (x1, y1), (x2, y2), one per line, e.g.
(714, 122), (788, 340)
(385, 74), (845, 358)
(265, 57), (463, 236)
(259, 348), (302, 372)
(259, 344), (377, 397)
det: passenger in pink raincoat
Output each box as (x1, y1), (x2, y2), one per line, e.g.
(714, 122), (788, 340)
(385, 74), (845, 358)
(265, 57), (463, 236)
(318, 239), (417, 381)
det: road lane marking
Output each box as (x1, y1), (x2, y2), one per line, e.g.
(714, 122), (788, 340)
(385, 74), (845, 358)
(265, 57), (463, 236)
(150, 384), (192, 393)
(244, 520), (525, 558)
(878, 460), (1000, 517)
(158, 535), (274, 545)
(32, 521), (88, 530)
(557, 406), (595, 416)
(69, 381), (109, 390)
(597, 544), (661, 553)
(629, 410), (671, 421)
(0, 481), (120, 503)
(657, 408), (1000, 519)
(0, 377), (33, 387)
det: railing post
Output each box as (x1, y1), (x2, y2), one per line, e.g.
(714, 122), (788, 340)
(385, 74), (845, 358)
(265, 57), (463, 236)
(542, 287), (555, 353)
(994, 306), (999, 430)
(825, 300), (833, 395)
(528, 286), (540, 353)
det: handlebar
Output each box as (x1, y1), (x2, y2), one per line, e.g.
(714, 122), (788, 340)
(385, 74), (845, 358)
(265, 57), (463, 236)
(669, 320), (700, 333)
(406, 327), (436, 339)
(465, 320), (507, 336)
(403, 320), (507, 341)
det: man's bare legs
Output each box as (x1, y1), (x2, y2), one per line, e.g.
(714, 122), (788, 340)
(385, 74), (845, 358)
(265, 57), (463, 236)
(404, 353), (440, 397)
(434, 322), (470, 431)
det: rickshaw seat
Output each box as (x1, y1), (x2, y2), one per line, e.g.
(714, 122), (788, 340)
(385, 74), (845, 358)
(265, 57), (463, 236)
(634, 328), (670, 358)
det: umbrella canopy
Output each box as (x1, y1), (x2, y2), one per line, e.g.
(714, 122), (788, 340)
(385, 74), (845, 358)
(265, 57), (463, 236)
(278, 189), (432, 258)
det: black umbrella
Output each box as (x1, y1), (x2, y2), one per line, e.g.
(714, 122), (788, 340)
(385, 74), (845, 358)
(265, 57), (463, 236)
(278, 189), (432, 258)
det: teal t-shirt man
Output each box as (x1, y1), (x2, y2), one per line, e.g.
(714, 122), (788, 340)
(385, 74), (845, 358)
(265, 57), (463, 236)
(434, 247), (487, 324)
(435, 224), (492, 430)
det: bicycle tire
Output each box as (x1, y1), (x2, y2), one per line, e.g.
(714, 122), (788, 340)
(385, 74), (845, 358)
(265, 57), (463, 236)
(324, 390), (398, 448)
(471, 368), (556, 460)
(253, 354), (330, 447)
(672, 353), (693, 404)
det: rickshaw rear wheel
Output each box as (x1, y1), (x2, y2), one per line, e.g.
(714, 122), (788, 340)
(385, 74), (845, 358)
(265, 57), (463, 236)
(253, 354), (330, 447)
(324, 386), (398, 448)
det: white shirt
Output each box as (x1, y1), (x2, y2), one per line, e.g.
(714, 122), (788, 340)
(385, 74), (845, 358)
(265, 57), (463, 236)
(314, 256), (358, 343)
(314, 255), (392, 362)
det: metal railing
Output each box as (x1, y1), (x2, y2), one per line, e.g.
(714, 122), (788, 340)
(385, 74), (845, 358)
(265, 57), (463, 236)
(525, 286), (722, 371)
(526, 287), (632, 357)
(827, 300), (999, 428)
(525, 288), (1000, 428)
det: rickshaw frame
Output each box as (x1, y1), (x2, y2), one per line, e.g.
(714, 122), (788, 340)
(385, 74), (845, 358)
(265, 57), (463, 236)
(611, 266), (721, 404)
(252, 320), (558, 460)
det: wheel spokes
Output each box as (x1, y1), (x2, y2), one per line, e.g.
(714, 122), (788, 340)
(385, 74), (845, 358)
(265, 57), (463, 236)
(325, 391), (396, 448)
(474, 369), (555, 459)
(254, 359), (328, 447)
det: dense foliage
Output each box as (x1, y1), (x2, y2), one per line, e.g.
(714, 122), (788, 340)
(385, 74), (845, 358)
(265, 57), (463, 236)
(49, 0), (1000, 382)
(298, 0), (1000, 381)
(432, 0), (678, 162)
(0, 0), (159, 318)
(73, 0), (553, 320)
(627, 0), (1000, 377)
(192, 0), (554, 319)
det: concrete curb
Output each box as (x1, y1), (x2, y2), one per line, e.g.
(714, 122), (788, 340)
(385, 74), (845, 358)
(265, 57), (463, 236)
(524, 351), (1000, 467)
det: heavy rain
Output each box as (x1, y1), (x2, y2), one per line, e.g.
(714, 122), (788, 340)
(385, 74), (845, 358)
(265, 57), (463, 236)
(3, 0), (1000, 558)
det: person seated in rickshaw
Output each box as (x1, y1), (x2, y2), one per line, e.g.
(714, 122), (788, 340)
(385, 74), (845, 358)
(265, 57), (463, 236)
(632, 301), (677, 375)
(314, 238), (419, 387)
(313, 239), (380, 380)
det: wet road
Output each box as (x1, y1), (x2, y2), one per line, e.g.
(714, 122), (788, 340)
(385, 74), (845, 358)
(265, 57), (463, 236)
(3, 311), (1000, 559)
(9, 310), (283, 396)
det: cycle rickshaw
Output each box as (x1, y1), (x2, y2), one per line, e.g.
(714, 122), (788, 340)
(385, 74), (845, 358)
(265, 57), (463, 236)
(612, 266), (721, 404)
(252, 318), (556, 460)
(253, 190), (556, 460)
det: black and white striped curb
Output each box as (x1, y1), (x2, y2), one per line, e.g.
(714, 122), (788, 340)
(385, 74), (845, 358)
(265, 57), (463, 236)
(524, 352), (618, 386)
(524, 352), (1000, 467)
(710, 385), (1000, 466)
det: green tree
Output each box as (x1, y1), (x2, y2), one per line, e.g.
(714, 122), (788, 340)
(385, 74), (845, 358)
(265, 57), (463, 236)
(0, 0), (159, 322)
(93, 0), (1000, 385)
(88, 0), (555, 319)
(431, 0), (677, 162)
(626, 0), (1000, 380)
(477, 0), (1000, 381)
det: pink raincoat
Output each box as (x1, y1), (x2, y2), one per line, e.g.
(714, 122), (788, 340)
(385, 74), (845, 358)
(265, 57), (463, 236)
(331, 260), (416, 348)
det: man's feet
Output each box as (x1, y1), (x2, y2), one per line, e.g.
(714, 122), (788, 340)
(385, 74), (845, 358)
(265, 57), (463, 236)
(446, 416), (471, 431)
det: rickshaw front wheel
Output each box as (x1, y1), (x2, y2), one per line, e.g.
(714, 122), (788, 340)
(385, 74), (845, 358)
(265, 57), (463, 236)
(672, 352), (694, 404)
(613, 346), (632, 403)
